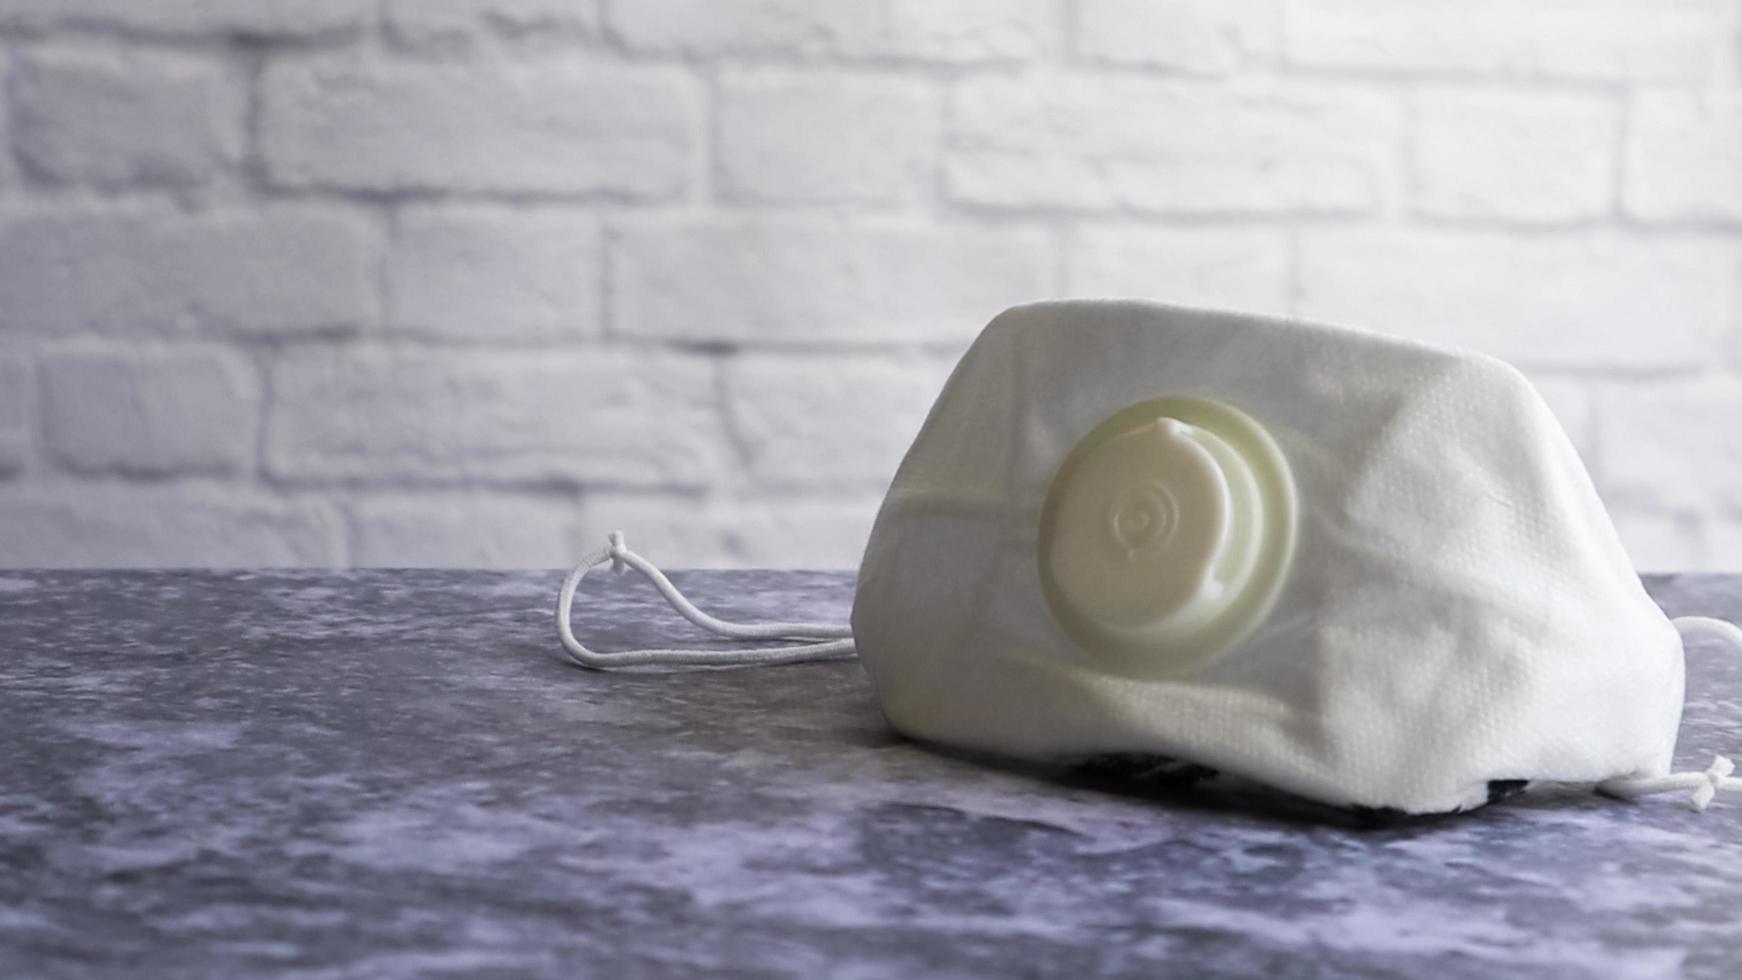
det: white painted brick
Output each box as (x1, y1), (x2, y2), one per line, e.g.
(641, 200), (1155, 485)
(609, 0), (880, 57)
(1283, 0), (1726, 82)
(0, 485), (343, 567)
(0, 207), (374, 337)
(1065, 226), (1291, 316)
(725, 354), (951, 489)
(1709, 518), (1742, 572)
(582, 493), (877, 568)
(1296, 229), (1736, 370)
(384, 0), (600, 53)
(0, 354), (30, 476)
(946, 76), (1398, 213)
(1597, 378), (1742, 515)
(266, 349), (726, 487)
(609, 0), (1051, 62)
(12, 48), (244, 189)
(1523, 376), (1595, 460)
(1075, 0), (1278, 73)
(40, 348), (255, 477)
(1609, 510), (1704, 573)
(0, 51), (12, 190)
(260, 58), (693, 198)
(1624, 91), (1742, 225)
(387, 206), (600, 343)
(0, 0), (371, 37)
(884, 0), (1054, 62)
(351, 494), (581, 568)
(611, 216), (1051, 345)
(717, 71), (940, 206)
(1411, 89), (1617, 224)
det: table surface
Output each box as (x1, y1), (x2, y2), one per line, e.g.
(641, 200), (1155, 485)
(3, 569), (1741, 979)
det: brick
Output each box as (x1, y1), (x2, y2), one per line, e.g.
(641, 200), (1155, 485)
(1624, 91), (1742, 225)
(1597, 378), (1742, 516)
(266, 349), (726, 487)
(387, 206), (600, 342)
(12, 48), (243, 189)
(1710, 519), (1742, 572)
(1075, 0), (1278, 73)
(0, 0), (371, 37)
(1296, 229), (1736, 370)
(1608, 510), (1703, 573)
(1282, 0), (1726, 82)
(611, 216), (1051, 345)
(582, 493), (877, 568)
(717, 71), (940, 206)
(609, 0), (1051, 62)
(350, 494), (581, 568)
(946, 76), (1398, 213)
(884, 0), (1054, 62)
(608, 0), (880, 57)
(260, 58), (693, 198)
(0, 354), (30, 476)
(1523, 376), (1595, 460)
(40, 348), (255, 477)
(0, 485), (343, 567)
(1410, 89), (1617, 224)
(0, 51), (11, 189)
(724, 354), (952, 489)
(1066, 226), (1291, 316)
(384, 0), (600, 52)
(0, 207), (374, 337)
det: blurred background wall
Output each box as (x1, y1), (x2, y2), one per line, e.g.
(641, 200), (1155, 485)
(0, 0), (1738, 570)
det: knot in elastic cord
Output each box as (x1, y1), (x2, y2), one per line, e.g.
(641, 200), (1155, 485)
(1692, 756), (1736, 812)
(1596, 616), (1742, 811)
(555, 532), (855, 670)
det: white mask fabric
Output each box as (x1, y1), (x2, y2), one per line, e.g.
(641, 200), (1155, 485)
(558, 299), (1742, 817)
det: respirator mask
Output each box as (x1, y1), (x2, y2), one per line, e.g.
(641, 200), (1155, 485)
(557, 300), (1742, 816)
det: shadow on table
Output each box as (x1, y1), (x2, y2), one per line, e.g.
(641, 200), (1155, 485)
(912, 740), (1539, 833)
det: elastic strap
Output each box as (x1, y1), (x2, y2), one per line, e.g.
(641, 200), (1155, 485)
(1597, 616), (1742, 811)
(555, 532), (856, 669)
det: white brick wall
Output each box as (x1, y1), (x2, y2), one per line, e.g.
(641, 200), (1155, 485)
(12, 47), (245, 189)
(0, 0), (1739, 570)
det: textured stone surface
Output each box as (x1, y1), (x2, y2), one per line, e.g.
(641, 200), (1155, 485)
(1, 569), (1740, 978)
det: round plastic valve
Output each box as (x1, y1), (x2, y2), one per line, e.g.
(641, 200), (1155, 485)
(1038, 396), (1297, 677)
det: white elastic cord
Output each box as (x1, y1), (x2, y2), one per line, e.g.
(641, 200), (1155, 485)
(1598, 616), (1742, 811)
(555, 531), (855, 669)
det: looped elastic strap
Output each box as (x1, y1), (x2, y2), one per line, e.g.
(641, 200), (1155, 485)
(1598, 616), (1742, 811)
(556, 532), (856, 669)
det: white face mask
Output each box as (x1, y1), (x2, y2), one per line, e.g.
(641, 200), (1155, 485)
(557, 299), (1742, 816)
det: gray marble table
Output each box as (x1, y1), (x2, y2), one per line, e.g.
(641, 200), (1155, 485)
(3, 570), (1741, 979)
